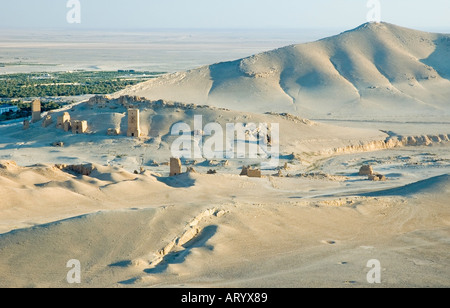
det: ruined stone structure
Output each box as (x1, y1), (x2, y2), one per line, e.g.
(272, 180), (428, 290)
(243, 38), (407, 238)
(119, 95), (146, 107)
(31, 99), (41, 123)
(369, 173), (387, 182)
(127, 109), (141, 137)
(57, 112), (71, 130)
(87, 95), (110, 108)
(240, 165), (262, 178)
(64, 121), (71, 132)
(55, 163), (95, 176)
(52, 141), (64, 147)
(247, 168), (262, 178)
(41, 115), (53, 128)
(71, 120), (88, 134)
(359, 165), (374, 176)
(170, 157), (182, 177)
(240, 166), (249, 176)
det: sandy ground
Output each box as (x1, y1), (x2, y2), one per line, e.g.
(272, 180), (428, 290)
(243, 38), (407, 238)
(0, 151), (448, 288)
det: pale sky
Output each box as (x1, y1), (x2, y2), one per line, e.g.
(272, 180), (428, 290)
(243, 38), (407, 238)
(0, 0), (449, 31)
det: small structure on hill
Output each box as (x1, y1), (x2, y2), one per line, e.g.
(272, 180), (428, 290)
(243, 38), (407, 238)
(170, 157), (182, 177)
(368, 173), (387, 182)
(55, 163), (95, 176)
(359, 165), (374, 176)
(41, 115), (53, 128)
(57, 112), (71, 130)
(87, 95), (110, 108)
(248, 168), (262, 178)
(31, 99), (41, 123)
(52, 141), (64, 147)
(127, 108), (141, 137)
(71, 120), (88, 134)
(240, 165), (262, 178)
(240, 165), (249, 176)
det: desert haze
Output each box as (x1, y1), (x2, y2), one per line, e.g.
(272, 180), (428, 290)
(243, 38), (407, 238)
(0, 22), (449, 288)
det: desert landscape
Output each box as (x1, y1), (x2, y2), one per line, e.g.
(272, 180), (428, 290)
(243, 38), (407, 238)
(0, 22), (449, 288)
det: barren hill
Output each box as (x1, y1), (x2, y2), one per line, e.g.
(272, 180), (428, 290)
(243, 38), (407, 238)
(116, 22), (450, 120)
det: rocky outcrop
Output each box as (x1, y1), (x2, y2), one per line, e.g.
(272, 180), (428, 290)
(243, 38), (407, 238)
(369, 174), (387, 181)
(319, 134), (450, 156)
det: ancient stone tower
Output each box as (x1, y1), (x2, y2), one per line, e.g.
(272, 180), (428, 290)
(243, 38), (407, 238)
(170, 157), (182, 177)
(127, 109), (141, 137)
(57, 112), (71, 130)
(71, 120), (88, 134)
(31, 99), (41, 123)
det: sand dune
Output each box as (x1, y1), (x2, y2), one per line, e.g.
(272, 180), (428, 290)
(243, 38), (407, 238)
(361, 173), (450, 197)
(0, 160), (449, 287)
(116, 22), (450, 120)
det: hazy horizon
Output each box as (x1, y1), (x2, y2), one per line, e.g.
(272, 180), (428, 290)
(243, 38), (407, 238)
(1, 0), (450, 33)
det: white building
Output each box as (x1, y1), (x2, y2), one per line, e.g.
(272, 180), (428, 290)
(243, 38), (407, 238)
(0, 105), (19, 115)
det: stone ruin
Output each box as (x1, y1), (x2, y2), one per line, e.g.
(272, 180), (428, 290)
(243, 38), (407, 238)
(72, 120), (88, 134)
(52, 141), (64, 147)
(240, 165), (262, 178)
(87, 95), (149, 110)
(170, 157), (182, 177)
(41, 115), (53, 128)
(55, 112), (88, 134)
(57, 112), (71, 131)
(87, 95), (110, 108)
(119, 95), (144, 107)
(359, 165), (374, 176)
(127, 108), (141, 137)
(240, 165), (249, 176)
(248, 168), (262, 178)
(55, 163), (95, 176)
(368, 174), (387, 182)
(359, 165), (386, 181)
(31, 99), (41, 123)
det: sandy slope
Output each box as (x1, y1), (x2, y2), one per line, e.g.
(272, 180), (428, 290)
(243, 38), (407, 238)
(116, 22), (450, 121)
(0, 158), (449, 288)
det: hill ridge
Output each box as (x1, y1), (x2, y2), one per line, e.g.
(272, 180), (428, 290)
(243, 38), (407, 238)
(116, 23), (450, 120)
